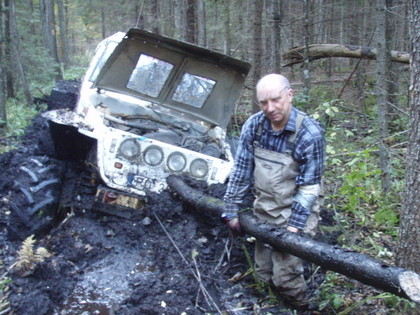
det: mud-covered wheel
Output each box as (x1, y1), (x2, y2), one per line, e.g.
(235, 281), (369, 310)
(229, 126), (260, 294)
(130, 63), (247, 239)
(7, 156), (66, 240)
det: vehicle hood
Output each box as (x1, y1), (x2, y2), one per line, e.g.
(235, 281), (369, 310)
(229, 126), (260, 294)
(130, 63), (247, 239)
(92, 28), (251, 129)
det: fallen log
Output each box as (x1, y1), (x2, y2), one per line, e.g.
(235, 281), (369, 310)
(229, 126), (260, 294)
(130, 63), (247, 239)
(282, 44), (410, 67)
(167, 175), (420, 303)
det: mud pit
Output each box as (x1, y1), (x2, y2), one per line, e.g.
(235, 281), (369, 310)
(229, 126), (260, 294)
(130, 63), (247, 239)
(0, 82), (334, 315)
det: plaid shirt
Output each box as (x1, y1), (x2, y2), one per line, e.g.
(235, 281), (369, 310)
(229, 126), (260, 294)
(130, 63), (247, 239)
(224, 107), (326, 230)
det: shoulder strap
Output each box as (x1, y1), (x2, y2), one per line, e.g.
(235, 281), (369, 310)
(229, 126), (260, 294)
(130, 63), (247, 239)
(285, 112), (306, 154)
(252, 118), (265, 147)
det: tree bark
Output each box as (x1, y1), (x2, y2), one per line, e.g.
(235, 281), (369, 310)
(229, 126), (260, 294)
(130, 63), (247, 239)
(0, 0), (6, 128)
(40, 0), (62, 80)
(4, 0), (14, 99)
(271, 0), (282, 73)
(397, 0), (420, 274)
(56, 0), (69, 68)
(283, 44), (410, 67)
(166, 175), (420, 303)
(302, 0), (311, 97)
(223, 0), (230, 55)
(186, 0), (196, 43)
(9, 0), (32, 106)
(100, 7), (106, 39)
(151, 0), (159, 35)
(375, 0), (392, 193)
(0, 64), (5, 129)
(196, 0), (206, 46)
(251, 0), (263, 114)
(174, 0), (185, 41)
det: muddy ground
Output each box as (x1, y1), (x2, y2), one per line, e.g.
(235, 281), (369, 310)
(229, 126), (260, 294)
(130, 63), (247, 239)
(0, 82), (388, 315)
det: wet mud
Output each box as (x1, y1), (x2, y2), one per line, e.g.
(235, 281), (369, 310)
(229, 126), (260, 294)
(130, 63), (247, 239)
(0, 81), (336, 315)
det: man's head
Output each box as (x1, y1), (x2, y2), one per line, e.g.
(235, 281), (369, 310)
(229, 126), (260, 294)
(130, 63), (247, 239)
(256, 74), (293, 131)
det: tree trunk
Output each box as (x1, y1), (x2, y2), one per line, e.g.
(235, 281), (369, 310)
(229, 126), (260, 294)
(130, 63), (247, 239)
(9, 0), (32, 106)
(56, 0), (69, 68)
(271, 0), (282, 73)
(4, 0), (14, 99)
(0, 0), (6, 128)
(196, 0), (206, 46)
(0, 63), (5, 129)
(186, 0), (196, 43)
(397, 0), (420, 274)
(40, 0), (62, 80)
(302, 0), (311, 97)
(283, 44), (410, 67)
(223, 0), (230, 55)
(100, 7), (106, 38)
(151, 0), (159, 34)
(251, 0), (263, 114)
(375, 0), (392, 193)
(174, 0), (185, 41)
(28, 0), (36, 36)
(166, 176), (420, 303)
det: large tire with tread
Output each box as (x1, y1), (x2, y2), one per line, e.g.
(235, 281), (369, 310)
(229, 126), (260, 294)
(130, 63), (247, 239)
(7, 156), (66, 240)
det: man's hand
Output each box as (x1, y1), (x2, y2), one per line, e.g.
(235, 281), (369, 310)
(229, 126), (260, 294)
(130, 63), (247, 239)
(286, 226), (299, 233)
(222, 215), (242, 233)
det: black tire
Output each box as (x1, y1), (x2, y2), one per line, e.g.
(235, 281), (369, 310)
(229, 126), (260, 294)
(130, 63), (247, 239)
(7, 156), (66, 240)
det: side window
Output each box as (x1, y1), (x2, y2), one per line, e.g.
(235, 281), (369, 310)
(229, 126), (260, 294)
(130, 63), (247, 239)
(89, 42), (119, 82)
(172, 73), (215, 108)
(127, 54), (174, 97)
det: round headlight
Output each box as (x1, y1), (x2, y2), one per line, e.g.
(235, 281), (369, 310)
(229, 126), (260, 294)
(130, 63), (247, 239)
(190, 158), (208, 178)
(167, 152), (187, 172)
(143, 145), (164, 166)
(119, 138), (140, 159)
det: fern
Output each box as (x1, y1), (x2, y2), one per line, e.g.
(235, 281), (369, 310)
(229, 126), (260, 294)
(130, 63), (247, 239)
(14, 235), (51, 276)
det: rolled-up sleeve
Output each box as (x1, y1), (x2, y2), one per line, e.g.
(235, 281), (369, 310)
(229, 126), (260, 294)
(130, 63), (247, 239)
(289, 132), (326, 229)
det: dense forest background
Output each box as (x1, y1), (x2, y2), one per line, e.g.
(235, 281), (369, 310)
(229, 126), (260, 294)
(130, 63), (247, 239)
(0, 0), (419, 313)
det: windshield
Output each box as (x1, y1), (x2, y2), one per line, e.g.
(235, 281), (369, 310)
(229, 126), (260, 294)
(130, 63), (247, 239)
(127, 54), (174, 98)
(126, 54), (215, 109)
(172, 73), (215, 108)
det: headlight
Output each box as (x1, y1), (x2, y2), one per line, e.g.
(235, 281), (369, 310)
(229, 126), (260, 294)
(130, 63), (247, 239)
(167, 152), (186, 172)
(190, 158), (208, 178)
(119, 138), (140, 159)
(143, 145), (164, 166)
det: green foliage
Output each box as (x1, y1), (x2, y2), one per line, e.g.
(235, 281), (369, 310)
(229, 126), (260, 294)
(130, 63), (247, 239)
(6, 98), (43, 138)
(22, 45), (59, 92)
(373, 206), (399, 231)
(381, 293), (418, 312)
(317, 272), (346, 312)
(309, 85), (336, 103)
(311, 99), (340, 128)
(328, 147), (401, 236)
(241, 243), (267, 294)
(64, 66), (88, 81)
(0, 98), (45, 154)
(317, 271), (418, 314)
(291, 92), (310, 112)
(337, 148), (381, 214)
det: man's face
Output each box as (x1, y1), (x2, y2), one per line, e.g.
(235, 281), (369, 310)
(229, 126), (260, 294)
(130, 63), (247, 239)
(257, 83), (293, 130)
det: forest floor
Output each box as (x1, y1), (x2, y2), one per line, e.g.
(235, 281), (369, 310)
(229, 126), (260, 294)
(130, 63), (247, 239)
(0, 82), (414, 315)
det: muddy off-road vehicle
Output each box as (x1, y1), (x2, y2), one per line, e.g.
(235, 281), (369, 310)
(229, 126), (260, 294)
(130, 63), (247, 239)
(39, 28), (250, 218)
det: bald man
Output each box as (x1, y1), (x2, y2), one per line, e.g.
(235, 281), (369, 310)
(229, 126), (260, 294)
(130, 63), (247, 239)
(223, 74), (326, 308)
